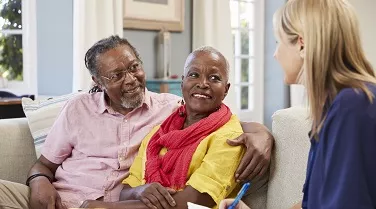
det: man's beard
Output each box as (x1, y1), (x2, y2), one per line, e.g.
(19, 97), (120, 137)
(120, 89), (145, 109)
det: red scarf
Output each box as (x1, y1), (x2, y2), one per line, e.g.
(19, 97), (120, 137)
(145, 103), (232, 189)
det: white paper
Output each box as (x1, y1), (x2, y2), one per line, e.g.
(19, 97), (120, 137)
(187, 202), (211, 209)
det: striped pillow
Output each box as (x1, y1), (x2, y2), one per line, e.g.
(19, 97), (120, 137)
(22, 92), (81, 158)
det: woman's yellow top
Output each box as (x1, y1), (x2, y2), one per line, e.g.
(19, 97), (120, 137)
(122, 115), (245, 208)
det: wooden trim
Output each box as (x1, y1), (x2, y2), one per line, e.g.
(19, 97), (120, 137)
(0, 98), (22, 105)
(123, 0), (184, 32)
(123, 18), (184, 32)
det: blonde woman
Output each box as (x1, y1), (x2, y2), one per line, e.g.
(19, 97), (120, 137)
(275, 0), (376, 208)
(220, 0), (376, 208)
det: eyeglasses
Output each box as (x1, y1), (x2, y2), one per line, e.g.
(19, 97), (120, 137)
(101, 61), (143, 84)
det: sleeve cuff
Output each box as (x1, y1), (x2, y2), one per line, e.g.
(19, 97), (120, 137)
(187, 173), (231, 205)
(40, 148), (68, 165)
(122, 175), (142, 188)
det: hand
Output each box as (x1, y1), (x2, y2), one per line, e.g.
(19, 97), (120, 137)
(290, 201), (302, 209)
(134, 183), (177, 209)
(219, 199), (250, 209)
(79, 200), (113, 208)
(227, 123), (274, 182)
(29, 177), (67, 209)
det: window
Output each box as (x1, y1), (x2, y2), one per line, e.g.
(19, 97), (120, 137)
(230, 0), (264, 122)
(0, 0), (37, 95)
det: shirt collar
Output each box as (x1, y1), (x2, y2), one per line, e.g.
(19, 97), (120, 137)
(96, 88), (151, 114)
(96, 92), (109, 114)
(143, 88), (151, 109)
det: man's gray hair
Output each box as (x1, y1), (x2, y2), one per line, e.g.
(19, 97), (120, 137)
(183, 46), (230, 82)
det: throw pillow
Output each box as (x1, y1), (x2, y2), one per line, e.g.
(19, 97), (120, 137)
(22, 92), (81, 158)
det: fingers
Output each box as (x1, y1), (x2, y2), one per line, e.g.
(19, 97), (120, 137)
(147, 194), (164, 209)
(157, 186), (176, 207)
(237, 154), (258, 181)
(226, 135), (246, 146)
(139, 183), (176, 209)
(47, 196), (55, 209)
(153, 191), (173, 209)
(166, 188), (177, 195)
(141, 196), (157, 209)
(219, 199), (234, 209)
(246, 160), (263, 181)
(220, 199), (250, 209)
(55, 195), (67, 209)
(258, 165), (268, 178)
(235, 150), (254, 181)
(157, 185), (176, 208)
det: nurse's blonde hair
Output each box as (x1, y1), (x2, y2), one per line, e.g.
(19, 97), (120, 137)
(274, 0), (376, 137)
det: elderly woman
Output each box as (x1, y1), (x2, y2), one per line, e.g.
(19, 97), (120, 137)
(119, 46), (245, 209)
(80, 47), (246, 209)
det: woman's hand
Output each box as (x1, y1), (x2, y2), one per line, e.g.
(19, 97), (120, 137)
(133, 183), (177, 209)
(228, 122), (274, 182)
(219, 199), (250, 209)
(290, 201), (302, 209)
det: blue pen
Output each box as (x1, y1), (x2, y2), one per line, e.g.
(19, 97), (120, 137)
(227, 182), (251, 209)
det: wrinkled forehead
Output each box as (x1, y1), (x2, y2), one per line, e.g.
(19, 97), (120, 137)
(97, 45), (137, 74)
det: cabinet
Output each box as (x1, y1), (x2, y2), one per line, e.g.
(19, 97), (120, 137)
(146, 79), (182, 97)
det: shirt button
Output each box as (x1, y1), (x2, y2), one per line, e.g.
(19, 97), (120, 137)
(124, 119), (128, 122)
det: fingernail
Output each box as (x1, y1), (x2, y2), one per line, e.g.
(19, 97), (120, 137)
(235, 174), (239, 178)
(173, 201), (176, 206)
(236, 179), (240, 183)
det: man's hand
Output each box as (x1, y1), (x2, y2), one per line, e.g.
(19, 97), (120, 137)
(29, 177), (67, 209)
(133, 183), (177, 209)
(228, 122), (274, 182)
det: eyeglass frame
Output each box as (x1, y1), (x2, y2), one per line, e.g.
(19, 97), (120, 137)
(100, 60), (143, 84)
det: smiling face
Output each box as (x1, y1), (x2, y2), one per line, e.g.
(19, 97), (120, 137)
(96, 45), (146, 110)
(181, 51), (230, 116)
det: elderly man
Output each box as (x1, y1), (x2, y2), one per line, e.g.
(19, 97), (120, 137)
(0, 35), (273, 209)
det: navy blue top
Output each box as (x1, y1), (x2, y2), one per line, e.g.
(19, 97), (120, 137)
(302, 84), (376, 209)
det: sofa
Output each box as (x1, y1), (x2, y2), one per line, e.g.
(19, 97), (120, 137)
(0, 106), (311, 209)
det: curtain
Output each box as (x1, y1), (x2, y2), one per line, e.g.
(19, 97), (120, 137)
(192, 0), (237, 111)
(72, 0), (123, 92)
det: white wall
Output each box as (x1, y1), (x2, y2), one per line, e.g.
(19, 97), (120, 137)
(349, 0), (376, 68)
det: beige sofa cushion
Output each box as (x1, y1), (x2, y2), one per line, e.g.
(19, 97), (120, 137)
(22, 92), (81, 158)
(267, 106), (311, 209)
(0, 118), (36, 184)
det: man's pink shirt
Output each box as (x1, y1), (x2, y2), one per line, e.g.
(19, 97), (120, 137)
(41, 90), (180, 207)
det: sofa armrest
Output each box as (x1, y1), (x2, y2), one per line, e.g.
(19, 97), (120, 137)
(266, 107), (311, 209)
(0, 118), (37, 184)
